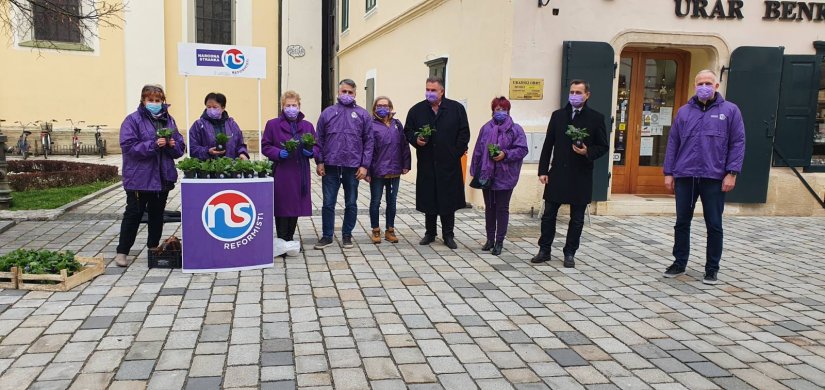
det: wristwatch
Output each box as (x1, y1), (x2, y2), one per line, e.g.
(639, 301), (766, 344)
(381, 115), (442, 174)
(727, 171), (738, 177)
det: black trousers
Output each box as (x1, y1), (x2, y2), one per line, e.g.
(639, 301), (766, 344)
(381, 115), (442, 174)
(117, 190), (169, 255)
(537, 201), (586, 256)
(275, 217), (299, 241)
(425, 212), (455, 238)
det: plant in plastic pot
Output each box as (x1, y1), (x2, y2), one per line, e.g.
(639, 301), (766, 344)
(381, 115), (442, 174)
(416, 124), (436, 141)
(198, 159), (213, 178)
(176, 157), (199, 178)
(156, 128), (173, 145)
(487, 144), (502, 159)
(215, 132), (229, 152)
(281, 139), (299, 155)
(565, 125), (589, 148)
(301, 133), (316, 151)
(235, 159), (255, 178)
(215, 157), (234, 179)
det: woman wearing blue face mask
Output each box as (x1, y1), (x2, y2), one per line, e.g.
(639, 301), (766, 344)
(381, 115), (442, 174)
(115, 84), (186, 267)
(188, 92), (249, 160)
(469, 97), (528, 256)
(366, 96), (411, 244)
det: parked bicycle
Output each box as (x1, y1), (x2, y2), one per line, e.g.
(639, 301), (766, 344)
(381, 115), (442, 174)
(88, 124), (106, 158)
(13, 121), (34, 160)
(68, 119), (85, 158)
(39, 119), (57, 159)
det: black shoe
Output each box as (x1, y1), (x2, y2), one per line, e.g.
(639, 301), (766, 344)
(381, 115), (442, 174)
(703, 271), (719, 285)
(342, 235), (354, 249)
(481, 240), (493, 251)
(314, 236), (334, 249)
(563, 255), (575, 268)
(491, 241), (503, 256)
(443, 236), (458, 249)
(530, 251), (551, 264)
(419, 234), (436, 245)
(663, 263), (686, 278)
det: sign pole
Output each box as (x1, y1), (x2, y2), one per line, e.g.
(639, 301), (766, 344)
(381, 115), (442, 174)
(184, 74), (190, 158)
(257, 78), (262, 160)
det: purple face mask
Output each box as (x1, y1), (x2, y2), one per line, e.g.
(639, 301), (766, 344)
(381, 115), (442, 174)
(338, 94), (355, 106)
(425, 91), (440, 103)
(493, 111), (508, 123)
(283, 106), (299, 120)
(696, 85), (715, 101)
(569, 94), (585, 108)
(206, 107), (223, 120)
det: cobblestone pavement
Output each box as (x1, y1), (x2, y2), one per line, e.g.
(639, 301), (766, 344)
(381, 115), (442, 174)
(1, 155), (825, 389)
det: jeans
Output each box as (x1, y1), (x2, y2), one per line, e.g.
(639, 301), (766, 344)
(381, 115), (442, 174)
(321, 165), (359, 238)
(369, 176), (400, 229)
(425, 213), (455, 238)
(673, 177), (725, 273)
(275, 217), (298, 241)
(117, 190), (169, 255)
(483, 189), (513, 242)
(537, 201), (586, 256)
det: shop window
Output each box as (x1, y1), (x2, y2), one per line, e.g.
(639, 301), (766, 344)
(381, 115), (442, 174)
(812, 54), (825, 170)
(196, 0), (233, 45)
(366, 0), (376, 12)
(341, 0), (350, 32)
(32, 0), (82, 43)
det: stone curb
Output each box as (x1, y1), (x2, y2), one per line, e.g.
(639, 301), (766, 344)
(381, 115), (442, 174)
(0, 180), (122, 222)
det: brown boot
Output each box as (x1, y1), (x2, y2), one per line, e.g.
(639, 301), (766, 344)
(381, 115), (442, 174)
(385, 227), (399, 243)
(371, 228), (382, 244)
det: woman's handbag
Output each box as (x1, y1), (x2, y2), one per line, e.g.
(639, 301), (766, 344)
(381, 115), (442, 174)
(470, 164), (493, 190)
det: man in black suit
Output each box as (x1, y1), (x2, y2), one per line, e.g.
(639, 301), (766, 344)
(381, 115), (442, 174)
(532, 80), (609, 268)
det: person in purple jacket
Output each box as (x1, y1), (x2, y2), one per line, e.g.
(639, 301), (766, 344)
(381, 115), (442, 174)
(115, 84), (186, 267)
(470, 97), (528, 256)
(261, 90), (319, 244)
(366, 96), (411, 244)
(662, 70), (745, 285)
(188, 92), (249, 160)
(313, 79), (374, 250)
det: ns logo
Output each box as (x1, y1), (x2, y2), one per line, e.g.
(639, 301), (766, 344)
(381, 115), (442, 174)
(202, 190), (256, 242)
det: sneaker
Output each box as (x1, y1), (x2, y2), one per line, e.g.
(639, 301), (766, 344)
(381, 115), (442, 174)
(703, 272), (719, 285)
(663, 263), (685, 278)
(371, 228), (382, 244)
(314, 237), (334, 249)
(342, 236), (354, 249)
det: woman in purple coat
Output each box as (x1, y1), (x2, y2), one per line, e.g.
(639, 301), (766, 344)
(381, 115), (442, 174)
(367, 96), (411, 244)
(115, 84), (186, 267)
(261, 91), (319, 242)
(188, 92), (249, 160)
(469, 97), (528, 256)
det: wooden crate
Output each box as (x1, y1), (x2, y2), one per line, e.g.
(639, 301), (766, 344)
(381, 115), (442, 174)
(17, 257), (105, 292)
(0, 267), (18, 289)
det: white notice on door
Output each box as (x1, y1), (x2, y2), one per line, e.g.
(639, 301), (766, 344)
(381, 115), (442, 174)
(658, 107), (673, 124)
(640, 137), (654, 156)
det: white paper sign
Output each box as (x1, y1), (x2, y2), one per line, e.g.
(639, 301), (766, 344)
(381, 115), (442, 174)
(641, 126), (651, 136)
(640, 137), (654, 156)
(658, 107), (673, 124)
(650, 125), (663, 136)
(178, 43), (267, 79)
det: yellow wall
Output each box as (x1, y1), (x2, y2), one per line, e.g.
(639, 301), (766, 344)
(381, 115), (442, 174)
(0, 10), (126, 131)
(339, 0), (515, 207)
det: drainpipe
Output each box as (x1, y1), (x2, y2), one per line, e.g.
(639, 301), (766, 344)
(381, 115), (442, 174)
(278, 0), (283, 100)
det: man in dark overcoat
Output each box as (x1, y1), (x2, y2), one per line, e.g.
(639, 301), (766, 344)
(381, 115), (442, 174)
(532, 80), (608, 268)
(404, 76), (470, 249)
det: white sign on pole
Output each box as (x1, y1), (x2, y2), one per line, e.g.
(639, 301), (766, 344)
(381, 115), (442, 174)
(178, 43), (267, 79)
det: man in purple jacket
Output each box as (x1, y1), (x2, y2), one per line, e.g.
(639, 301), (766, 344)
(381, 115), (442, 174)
(662, 70), (745, 285)
(314, 79), (374, 249)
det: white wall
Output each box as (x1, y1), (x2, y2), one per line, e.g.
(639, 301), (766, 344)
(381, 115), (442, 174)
(123, 0), (167, 114)
(281, 0), (323, 122)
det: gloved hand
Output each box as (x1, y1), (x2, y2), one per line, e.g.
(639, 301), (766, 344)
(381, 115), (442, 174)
(279, 149), (289, 159)
(302, 148), (313, 158)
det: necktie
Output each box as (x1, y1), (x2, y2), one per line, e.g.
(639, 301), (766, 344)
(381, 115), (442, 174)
(572, 110), (579, 120)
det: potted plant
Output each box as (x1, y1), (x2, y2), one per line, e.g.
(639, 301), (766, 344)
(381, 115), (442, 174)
(253, 160), (273, 178)
(487, 144), (502, 159)
(301, 133), (316, 152)
(156, 128), (173, 145)
(214, 157), (233, 179)
(235, 159), (255, 178)
(197, 159), (212, 178)
(416, 124), (436, 141)
(176, 157), (199, 178)
(281, 139), (299, 156)
(566, 125), (589, 148)
(215, 133), (229, 152)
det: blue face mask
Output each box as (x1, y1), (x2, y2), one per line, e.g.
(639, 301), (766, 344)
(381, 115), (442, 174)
(375, 107), (390, 118)
(145, 102), (162, 115)
(493, 111), (508, 123)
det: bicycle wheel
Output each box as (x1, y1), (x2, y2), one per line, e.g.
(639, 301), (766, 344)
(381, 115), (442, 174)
(22, 144), (28, 160)
(97, 138), (104, 158)
(74, 141), (80, 158)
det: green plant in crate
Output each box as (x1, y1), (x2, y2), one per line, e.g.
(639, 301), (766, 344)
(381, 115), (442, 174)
(565, 125), (589, 148)
(215, 133), (229, 152)
(0, 249), (83, 277)
(301, 133), (316, 151)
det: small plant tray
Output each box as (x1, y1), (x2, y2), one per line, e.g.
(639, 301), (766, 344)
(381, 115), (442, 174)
(0, 267), (18, 289)
(16, 257), (104, 292)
